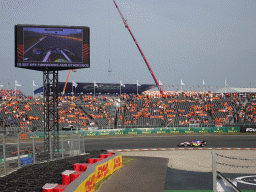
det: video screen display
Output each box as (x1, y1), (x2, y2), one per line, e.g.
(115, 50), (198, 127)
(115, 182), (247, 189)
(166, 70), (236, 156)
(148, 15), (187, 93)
(15, 24), (90, 71)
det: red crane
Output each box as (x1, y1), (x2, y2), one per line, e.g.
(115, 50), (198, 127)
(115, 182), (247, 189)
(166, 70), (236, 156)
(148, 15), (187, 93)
(113, 0), (164, 95)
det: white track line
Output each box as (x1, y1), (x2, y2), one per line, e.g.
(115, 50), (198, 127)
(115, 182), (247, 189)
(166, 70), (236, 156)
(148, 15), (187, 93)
(24, 36), (46, 54)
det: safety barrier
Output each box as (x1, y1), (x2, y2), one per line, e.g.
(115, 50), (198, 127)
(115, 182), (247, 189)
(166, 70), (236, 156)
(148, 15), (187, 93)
(42, 152), (122, 192)
(26, 127), (240, 139)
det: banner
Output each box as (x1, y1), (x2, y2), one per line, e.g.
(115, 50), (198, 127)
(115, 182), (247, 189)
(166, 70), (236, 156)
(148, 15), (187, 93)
(74, 154), (122, 192)
(25, 127), (241, 139)
(137, 128), (155, 134)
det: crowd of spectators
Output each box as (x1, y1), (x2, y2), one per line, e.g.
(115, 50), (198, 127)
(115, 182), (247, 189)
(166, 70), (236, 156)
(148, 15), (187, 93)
(1, 89), (256, 132)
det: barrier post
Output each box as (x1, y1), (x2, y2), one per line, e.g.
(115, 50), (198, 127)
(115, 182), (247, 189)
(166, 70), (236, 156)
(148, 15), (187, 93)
(78, 134), (81, 154)
(71, 134), (73, 156)
(49, 132), (52, 161)
(17, 132), (20, 168)
(3, 134), (7, 175)
(212, 150), (217, 192)
(33, 132), (36, 164)
(83, 135), (85, 154)
(62, 132), (64, 159)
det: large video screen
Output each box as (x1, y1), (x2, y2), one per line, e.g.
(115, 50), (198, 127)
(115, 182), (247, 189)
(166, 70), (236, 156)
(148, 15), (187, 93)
(15, 24), (90, 71)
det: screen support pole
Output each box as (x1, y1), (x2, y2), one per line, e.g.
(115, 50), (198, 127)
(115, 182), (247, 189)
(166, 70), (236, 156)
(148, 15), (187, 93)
(43, 70), (59, 158)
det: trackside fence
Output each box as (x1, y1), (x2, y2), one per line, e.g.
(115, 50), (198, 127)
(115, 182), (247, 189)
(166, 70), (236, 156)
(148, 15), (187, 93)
(212, 149), (256, 191)
(0, 127), (240, 177)
(0, 131), (88, 177)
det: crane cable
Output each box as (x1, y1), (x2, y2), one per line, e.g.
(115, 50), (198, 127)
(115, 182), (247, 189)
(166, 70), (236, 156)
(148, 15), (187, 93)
(108, 0), (112, 73)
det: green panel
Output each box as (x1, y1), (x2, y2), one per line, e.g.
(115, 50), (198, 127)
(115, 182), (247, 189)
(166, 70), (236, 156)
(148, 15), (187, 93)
(114, 129), (125, 135)
(140, 128), (155, 134)
(169, 127), (184, 133)
(184, 127), (197, 133)
(27, 154), (32, 157)
(98, 130), (113, 136)
(83, 130), (99, 136)
(0, 159), (2, 162)
(227, 126), (240, 133)
(155, 128), (170, 134)
(212, 127), (226, 133)
(124, 128), (139, 135)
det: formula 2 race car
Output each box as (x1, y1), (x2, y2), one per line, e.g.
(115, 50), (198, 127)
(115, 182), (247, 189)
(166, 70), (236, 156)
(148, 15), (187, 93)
(178, 140), (207, 147)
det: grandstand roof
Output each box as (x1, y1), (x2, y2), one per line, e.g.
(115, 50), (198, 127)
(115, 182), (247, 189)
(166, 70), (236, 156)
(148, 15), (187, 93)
(216, 87), (256, 93)
(34, 82), (156, 95)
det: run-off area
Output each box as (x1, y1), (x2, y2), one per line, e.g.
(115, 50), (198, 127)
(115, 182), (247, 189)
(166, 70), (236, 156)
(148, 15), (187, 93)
(120, 150), (256, 191)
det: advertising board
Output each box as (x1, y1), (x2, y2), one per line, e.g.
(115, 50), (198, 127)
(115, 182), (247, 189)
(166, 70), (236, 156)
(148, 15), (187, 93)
(73, 154), (122, 192)
(15, 24), (90, 71)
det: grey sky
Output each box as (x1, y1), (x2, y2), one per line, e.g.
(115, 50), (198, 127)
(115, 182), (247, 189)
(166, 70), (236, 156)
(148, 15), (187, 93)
(0, 0), (256, 95)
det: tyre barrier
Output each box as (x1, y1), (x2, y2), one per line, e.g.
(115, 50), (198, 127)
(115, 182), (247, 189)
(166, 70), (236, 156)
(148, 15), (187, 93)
(42, 152), (122, 192)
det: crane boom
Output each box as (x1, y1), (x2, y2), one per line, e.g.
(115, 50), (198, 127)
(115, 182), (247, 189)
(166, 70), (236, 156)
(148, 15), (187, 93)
(113, 0), (164, 95)
(62, 69), (71, 96)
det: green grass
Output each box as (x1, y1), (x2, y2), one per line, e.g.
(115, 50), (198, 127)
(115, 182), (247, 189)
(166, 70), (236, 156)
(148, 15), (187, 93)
(94, 157), (135, 191)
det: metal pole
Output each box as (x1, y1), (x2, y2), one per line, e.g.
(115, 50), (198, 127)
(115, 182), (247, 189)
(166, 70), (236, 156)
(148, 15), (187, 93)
(33, 132), (36, 164)
(49, 132), (52, 161)
(17, 133), (20, 168)
(71, 134), (73, 156)
(62, 132), (64, 159)
(94, 85), (95, 98)
(72, 84), (73, 96)
(212, 150), (217, 192)
(33, 83), (34, 98)
(3, 135), (7, 175)
(83, 135), (85, 154)
(78, 134), (81, 154)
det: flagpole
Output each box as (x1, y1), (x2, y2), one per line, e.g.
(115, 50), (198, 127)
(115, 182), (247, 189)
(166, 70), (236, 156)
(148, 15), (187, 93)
(72, 83), (73, 96)
(225, 79), (226, 93)
(120, 84), (121, 96)
(137, 83), (138, 95)
(33, 81), (34, 98)
(94, 84), (95, 98)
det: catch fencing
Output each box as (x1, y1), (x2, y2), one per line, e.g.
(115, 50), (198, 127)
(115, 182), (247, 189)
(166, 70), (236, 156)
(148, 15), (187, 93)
(0, 131), (88, 177)
(212, 150), (256, 191)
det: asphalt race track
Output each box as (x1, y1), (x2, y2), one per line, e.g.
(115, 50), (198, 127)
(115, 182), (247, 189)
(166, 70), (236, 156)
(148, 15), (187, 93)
(82, 135), (256, 150)
(3, 135), (256, 159)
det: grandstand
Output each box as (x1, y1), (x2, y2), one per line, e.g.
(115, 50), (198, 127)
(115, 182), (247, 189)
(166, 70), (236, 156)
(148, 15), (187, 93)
(1, 87), (256, 132)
